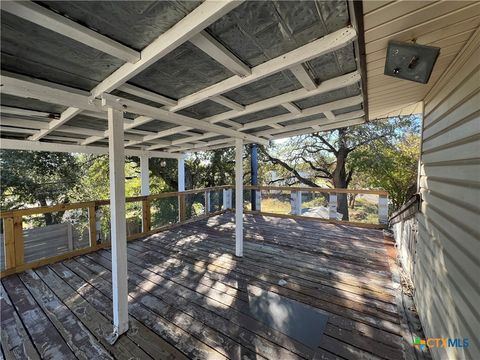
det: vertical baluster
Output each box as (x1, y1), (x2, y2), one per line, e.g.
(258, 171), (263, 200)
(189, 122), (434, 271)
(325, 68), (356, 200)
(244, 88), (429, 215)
(88, 205), (97, 247)
(378, 194), (389, 225)
(290, 191), (302, 215)
(255, 189), (262, 212)
(13, 216), (24, 267)
(142, 198), (151, 233)
(3, 217), (16, 269)
(329, 193), (338, 220)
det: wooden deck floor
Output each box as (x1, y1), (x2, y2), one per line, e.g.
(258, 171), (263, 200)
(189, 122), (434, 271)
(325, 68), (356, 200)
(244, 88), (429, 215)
(1, 214), (408, 360)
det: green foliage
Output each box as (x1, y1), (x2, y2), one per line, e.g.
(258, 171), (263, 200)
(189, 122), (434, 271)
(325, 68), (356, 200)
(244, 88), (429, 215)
(351, 133), (420, 210)
(0, 150), (80, 212)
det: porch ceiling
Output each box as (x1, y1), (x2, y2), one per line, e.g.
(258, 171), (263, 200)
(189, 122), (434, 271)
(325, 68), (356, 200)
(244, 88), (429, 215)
(0, 0), (365, 155)
(364, 0), (480, 120)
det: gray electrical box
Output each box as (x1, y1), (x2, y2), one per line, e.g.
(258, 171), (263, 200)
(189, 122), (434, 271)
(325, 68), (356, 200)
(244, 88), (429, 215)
(384, 41), (440, 84)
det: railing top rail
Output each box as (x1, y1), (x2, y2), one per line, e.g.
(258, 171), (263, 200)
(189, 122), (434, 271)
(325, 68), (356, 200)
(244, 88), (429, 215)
(245, 185), (388, 196)
(0, 185), (234, 218)
(0, 185), (387, 219)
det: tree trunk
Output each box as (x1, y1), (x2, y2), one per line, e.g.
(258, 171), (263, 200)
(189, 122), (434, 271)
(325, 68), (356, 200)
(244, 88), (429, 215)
(39, 198), (54, 225)
(332, 146), (349, 221)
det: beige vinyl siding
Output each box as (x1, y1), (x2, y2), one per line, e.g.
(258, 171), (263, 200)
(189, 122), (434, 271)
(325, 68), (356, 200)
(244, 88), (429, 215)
(363, 1), (480, 120)
(415, 27), (480, 360)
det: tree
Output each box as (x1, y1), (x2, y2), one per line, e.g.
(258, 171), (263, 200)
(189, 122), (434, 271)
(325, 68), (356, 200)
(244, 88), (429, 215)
(0, 150), (80, 224)
(260, 116), (418, 220)
(351, 133), (420, 211)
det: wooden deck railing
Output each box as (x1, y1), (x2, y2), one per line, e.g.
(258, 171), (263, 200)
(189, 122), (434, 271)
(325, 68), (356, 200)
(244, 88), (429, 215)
(244, 185), (389, 229)
(0, 186), (231, 276)
(0, 185), (387, 277)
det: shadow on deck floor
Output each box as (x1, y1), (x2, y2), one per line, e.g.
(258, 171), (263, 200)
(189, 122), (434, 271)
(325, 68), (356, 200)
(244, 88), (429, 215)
(1, 213), (409, 360)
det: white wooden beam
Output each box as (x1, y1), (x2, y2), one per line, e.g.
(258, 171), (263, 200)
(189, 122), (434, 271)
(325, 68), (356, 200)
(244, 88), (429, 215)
(323, 111), (336, 121)
(152, 92), (363, 151)
(170, 27), (357, 111)
(186, 141), (237, 153)
(255, 110), (365, 138)
(0, 138), (181, 158)
(289, 64), (317, 91)
(189, 31), (251, 77)
(178, 110), (363, 151)
(106, 108), (129, 342)
(235, 138), (243, 257)
(141, 72), (361, 148)
(211, 95), (245, 111)
(2, 1), (140, 63)
(90, 1), (242, 98)
(0, 117), (50, 130)
(29, 107), (82, 140)
(269, 118), (365, 140)
(81, 115), (161, 145)
(130, 126), (193, 148)
(0, 117), (147, 140)
(0, 106), (53, 118)
(101, 94), (269, 146)
(240, 94), (363, 131)
(282, 102), (302, 114)
(1, 71), (101, 112)
(205, 71), (361, 124)
(117, 84), (177, 107)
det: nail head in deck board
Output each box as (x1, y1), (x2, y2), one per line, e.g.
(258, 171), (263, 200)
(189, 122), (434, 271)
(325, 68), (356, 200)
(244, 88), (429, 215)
(1, 275), (77, 360)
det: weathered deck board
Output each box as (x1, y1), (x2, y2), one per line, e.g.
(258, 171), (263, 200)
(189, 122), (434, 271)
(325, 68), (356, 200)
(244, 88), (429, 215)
(2, 275), (76, 360)
(0, 283), (40, 360)
(1, 214), (408, 360)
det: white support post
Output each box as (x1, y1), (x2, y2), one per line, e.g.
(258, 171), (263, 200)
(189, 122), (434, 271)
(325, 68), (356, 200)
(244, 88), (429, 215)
(379, 195), (389, 225)
(140, 154), (150, 232)
(255, 190), (262, 212)
(140, 154), (150, 196)
(290, 191), (302, 215)
(223, 189), (232, 210)
(107, 107), (129, 343)
(329, 193), (338, 220)
(235, 139), (243, 257)
(178, 156), (186, 192)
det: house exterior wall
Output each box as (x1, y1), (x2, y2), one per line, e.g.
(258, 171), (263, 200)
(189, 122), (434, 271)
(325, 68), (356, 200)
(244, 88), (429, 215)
(414, 28), (480, 360)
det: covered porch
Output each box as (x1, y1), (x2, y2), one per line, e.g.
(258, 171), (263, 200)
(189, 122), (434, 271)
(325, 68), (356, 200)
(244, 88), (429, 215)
(1, 213), (407, 360)
(1, 0), (478, 359)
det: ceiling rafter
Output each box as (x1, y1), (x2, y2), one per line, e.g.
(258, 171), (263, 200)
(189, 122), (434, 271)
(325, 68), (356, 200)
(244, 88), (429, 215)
(16, 0), (242, 141)
(170, 27), (357, 112)
(101, 93), (269, 146)
(189, 31), (251, 77)
(144, 71), (361, 150)
(0, 4), (367, 154)
(0, 139), (181, 159)
(289, 64), (317, 90)
(1, 1), (141, 63)
(121, 31), (359, 149)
